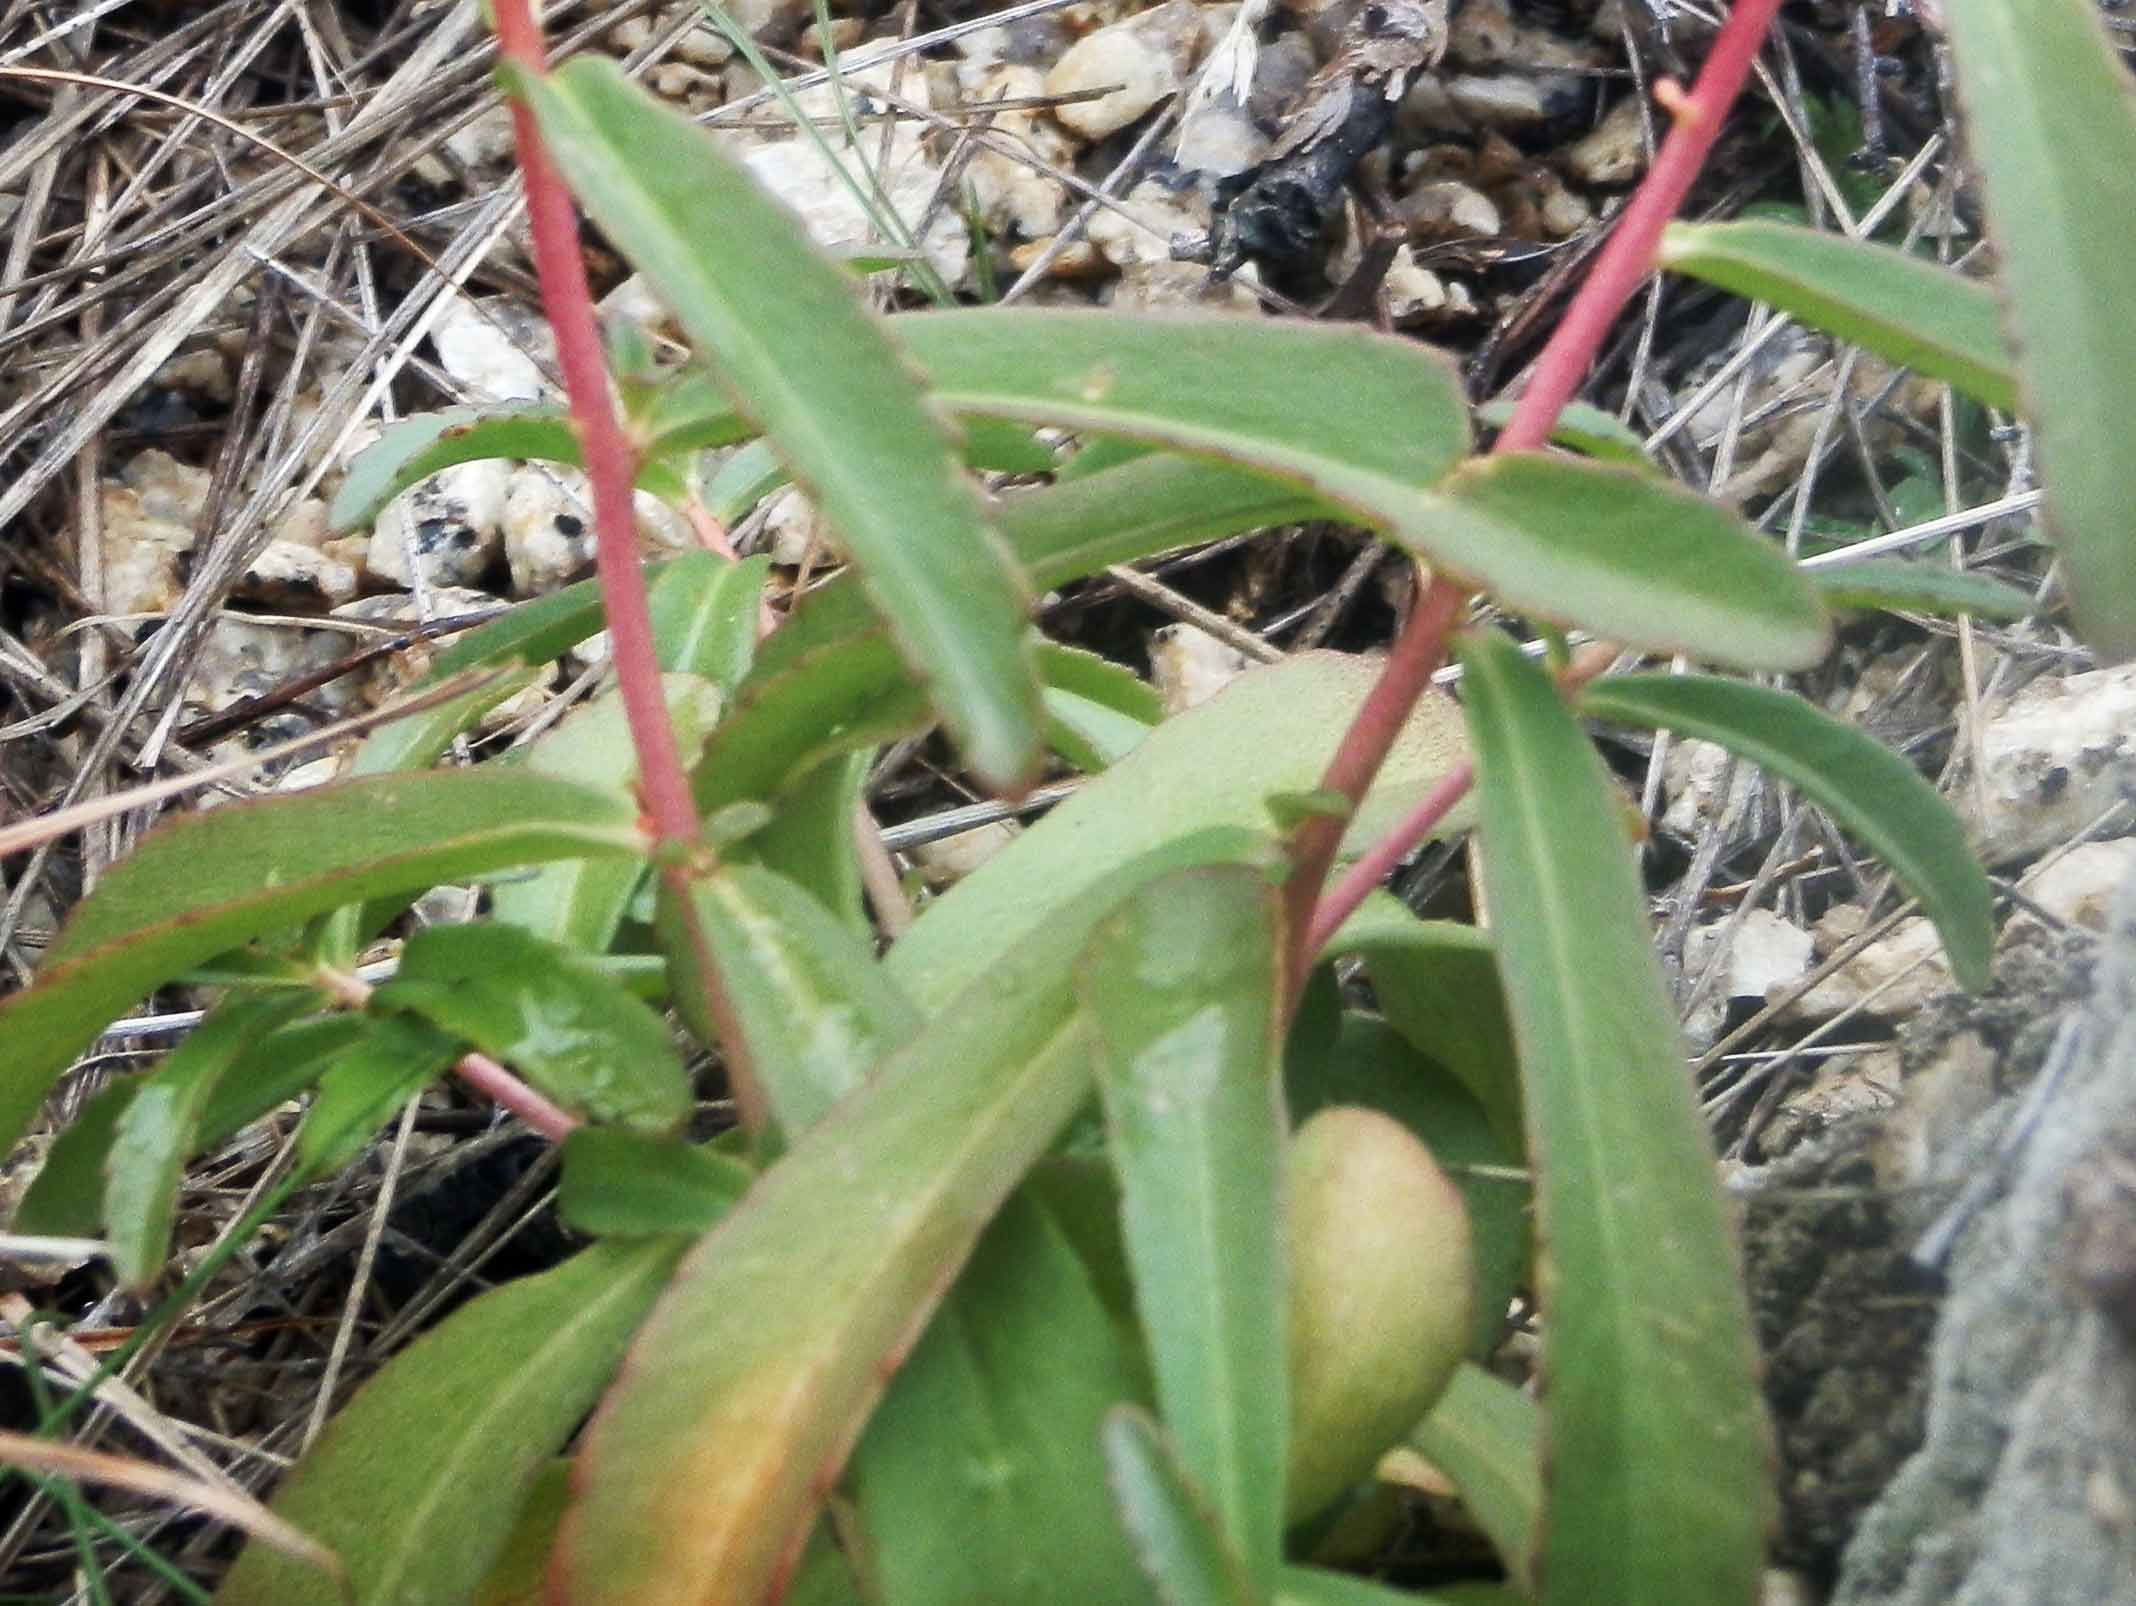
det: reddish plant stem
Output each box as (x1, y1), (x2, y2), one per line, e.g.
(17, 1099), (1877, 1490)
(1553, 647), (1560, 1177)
(490, 0), (764, 1128)
(452, 1050), (582, 1143)
(489, 0), (698, 850)
(1287, 0), (1787, 996)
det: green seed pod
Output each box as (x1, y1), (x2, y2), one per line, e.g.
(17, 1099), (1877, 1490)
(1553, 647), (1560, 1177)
(1286, 1104), (1475, 1523)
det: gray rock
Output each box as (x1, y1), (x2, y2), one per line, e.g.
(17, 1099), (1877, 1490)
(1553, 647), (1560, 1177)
(1830, 869), (2136, 1606)
(1045, 0), (1204, 140)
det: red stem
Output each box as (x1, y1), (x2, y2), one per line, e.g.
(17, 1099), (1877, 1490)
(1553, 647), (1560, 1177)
(490, 2), (698, 850)
(1288, 0), (1787, 991)
(490, 0), (764, 1127)
(452, 1051), (582, 1143)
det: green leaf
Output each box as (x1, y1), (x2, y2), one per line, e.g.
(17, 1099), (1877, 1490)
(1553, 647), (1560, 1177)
(0, 772), (644, 1161)
(1474, 399), (1652, 467)
(215, 1238), (684, 1605)
(515, 57), (1045, 791)
(1430, 455), (1831, 670)
(648, 551), (770, 689)
(1455, 630), (1771, 1606)
(847, 1191), (1153, 1605)
(295, 1014), (464, 1177)
(489, 675), (722, 952)
(372, 924), (692, 1135)
(704, 440), (790, 526)
(13, 1075), (140, 1237)
(344, 666), (546, 779)
(1808, 558), (2035, 623)
(1322, 897), (1522, 1161)
(328, 406), (572, 535)
(423, 576), (608, 682)
(1579, 671), (1993, 989)
(1657, 220), (2018, 412)
(891, 652), (1473, 1012)
(659, 863), (921, 1137)
(891, 306), (1471, 494)
(1943, 0), (2136, 656)
(104, 996), (310, 1289)
(1407, 1364), (1540, 1594)
(552, 926), (1100, 1603)
(558, 1128), (754, 1238)
(196, 1015), (373, 1148)
(1081, 866), (1289, 1597)
(1039, 643), (1164, 773)
(729, 750), (873, 936)
(1101, 1407), (1258, 1606)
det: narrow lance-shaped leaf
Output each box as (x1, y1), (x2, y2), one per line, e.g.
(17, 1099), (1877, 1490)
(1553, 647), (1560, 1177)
(659, 862), (921, 1139)
(1456, 629), (1771, 1606)
(0, 772), (644, 1162)
(1081, 866), (1290, 1598)
(846, 1192), (1154, 1605)
(513, 56), (1045, 791)
(216, 1239), (686, 1606)
(1808, 558), (2035, 623)
(1101, 1407), (1258, 1606)
(1406, 1363), (1541, 1594)
(1943, 0), (2136, 656)
(1429, 455), (1831, 671)
(1578, 671), (1993, 990)
(555, 832), (1276, 1605)
(558, 1128), (755, 1239)
(104, 996), (310, 1290)
(1658, 220), (2018, 412)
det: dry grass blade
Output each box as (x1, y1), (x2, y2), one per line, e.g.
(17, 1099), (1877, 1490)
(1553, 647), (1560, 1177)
(0, 1428), (345, 1588)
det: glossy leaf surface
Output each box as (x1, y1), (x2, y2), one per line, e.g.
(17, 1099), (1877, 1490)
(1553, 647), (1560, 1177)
(517, 57), (1044, 791)
(1457, 630), (1770, 1606)
(1944, 0), (2136, 655)
(373, 924), (691, 1134)
(1082, 866), (1289, 1596)
(1659, 220), (2017, 412)
(217, 1239), (683, 1605)
(0, 772), (642, 1160)
(1579, 671), (1993, 989)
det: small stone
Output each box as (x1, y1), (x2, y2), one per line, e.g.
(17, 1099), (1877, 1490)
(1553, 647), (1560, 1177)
(1968, 662), (2136, 864)
(1045, 0), (1203, 140)
(1660, 738), (1759, 838)
(913, 820), (1022, 887)
(798, 16), (863, 57)
(149, 348), (233, 403)
(964, 66), (1078, 239)
(2020, 840), (2136, 932)
(444, 104), (519, 170)
(1790, 914), (1953, 1023)
(99, 487), (195, 615)
(123, 448), (212, 524)
(740, 128), (969, 288)
(1105, 258), (1262, 313)
(184, 616), (357, 729)
(675, 20), (736, 67)
(761, 487), (826, 567)
(430, 295), (555, 403)
(1174, 98), (1269, 180)
(1403, 178), (1501, 238)
(501, 466), (691, 596)
(1007, 236), (1109, 278)
(234, 541), (359, 609)
(1087, 179), (1210, 268)
(1381, 248), (1451, 325)
(367, 458), (510, 590)
(1564, 94), (1648, 186)
(1150, 622), (1251, 715)
(1440, 74), (1550, 130)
